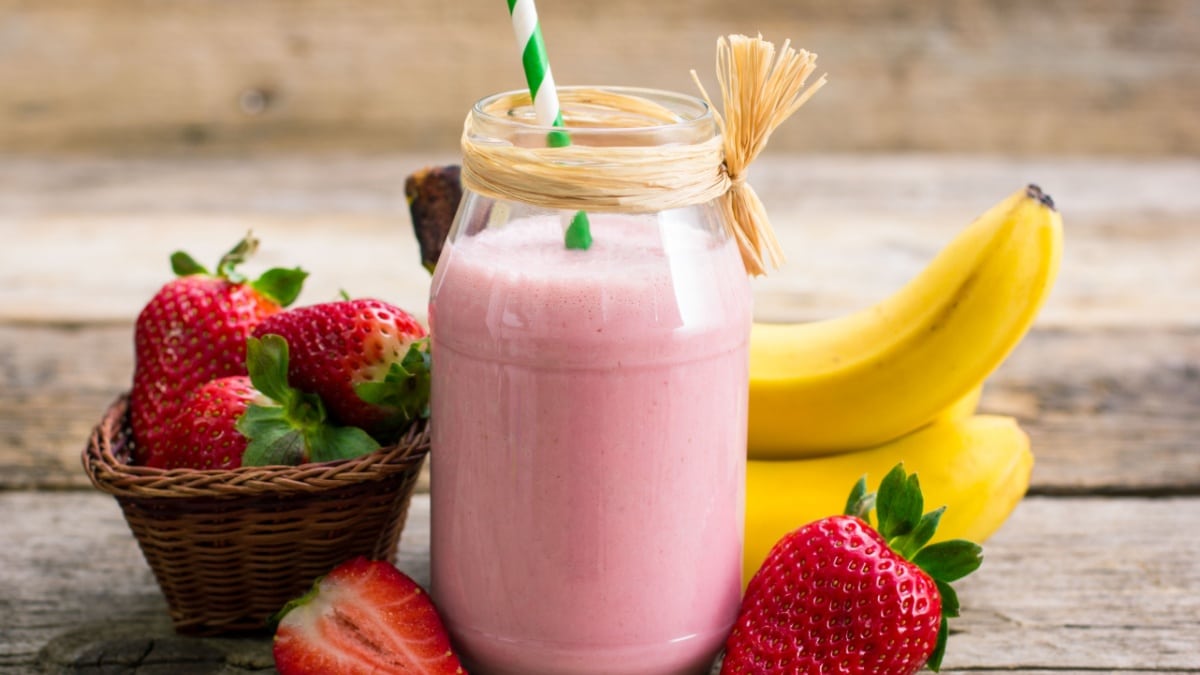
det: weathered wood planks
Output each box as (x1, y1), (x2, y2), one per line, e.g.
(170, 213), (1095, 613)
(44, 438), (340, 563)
(5, 494), (1199, 673)
(0, 0), (1197, 156)
(3, 156), (1197, 325)
(2, 153), (1198, 672)
(2, 156), (1197, 494)
(3, 323), (1197, 495)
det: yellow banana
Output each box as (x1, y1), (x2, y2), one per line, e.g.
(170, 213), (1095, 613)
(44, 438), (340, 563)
(935, 385), (982, 423)
(749, 186), (1062, 458)
(744, 414), (1033, 585)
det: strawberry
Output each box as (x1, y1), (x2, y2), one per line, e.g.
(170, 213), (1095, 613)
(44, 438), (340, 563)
(155, 375), (262, 470)
(273, 557), (464, 675)
(154, 336), (381, 470)
(131, 234), (307, 466)
(722, 464), (983, 674)
(251, 299), (430, 441)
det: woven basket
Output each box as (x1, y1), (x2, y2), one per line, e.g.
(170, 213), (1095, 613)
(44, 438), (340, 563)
(82, 394), (429, 635)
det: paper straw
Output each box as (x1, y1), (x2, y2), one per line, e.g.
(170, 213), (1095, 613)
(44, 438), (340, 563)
(505, 0), (592, 249)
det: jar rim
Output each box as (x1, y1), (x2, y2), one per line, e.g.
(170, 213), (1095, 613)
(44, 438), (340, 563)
(471, 86), (714, 138)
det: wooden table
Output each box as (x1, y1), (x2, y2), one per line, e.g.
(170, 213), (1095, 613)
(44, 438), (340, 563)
(2, 155), (1198, 673)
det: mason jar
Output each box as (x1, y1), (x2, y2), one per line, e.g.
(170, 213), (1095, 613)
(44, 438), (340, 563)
(429, 87), (752, 675)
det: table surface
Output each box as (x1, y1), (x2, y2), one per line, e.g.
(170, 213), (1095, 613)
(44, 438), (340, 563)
(2, 154), (1198, 674)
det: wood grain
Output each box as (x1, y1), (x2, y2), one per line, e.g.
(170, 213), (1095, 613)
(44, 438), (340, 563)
(3, 156), (1197, 326)
(2, 155), (1198, 493)
(951, 496), (1200, 671)
(986, 327), (1200, 496)
(5, 494), (1199, 673)
(0, 0), (1197, 155)
(3, 323), (1197, 496)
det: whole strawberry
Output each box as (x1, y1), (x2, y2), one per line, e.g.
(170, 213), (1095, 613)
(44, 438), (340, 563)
(273, 557), (465, 675)
(154, 375), (262, 470)
(722, 464), (982, 674)
(131, 234), (306, 466)
(153, 336), (381, 470)
(252, 299), (430, 441)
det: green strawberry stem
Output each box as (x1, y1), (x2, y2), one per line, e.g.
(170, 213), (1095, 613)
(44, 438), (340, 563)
(354, 338), (433, 422)
(844, 463), (983, 672)
(215, 233), (260, 281)
(240, 335), (380, 466)
(270, 576), (323, 628)
(169, 232), (307, 307)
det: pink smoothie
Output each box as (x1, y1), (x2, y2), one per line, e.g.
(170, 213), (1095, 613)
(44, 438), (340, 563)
(429, 213), (751, 675)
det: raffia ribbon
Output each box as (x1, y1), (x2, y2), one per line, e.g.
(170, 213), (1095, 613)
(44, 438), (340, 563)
(461, 34), (827, 276)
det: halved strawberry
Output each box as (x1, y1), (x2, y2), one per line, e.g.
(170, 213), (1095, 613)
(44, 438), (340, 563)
(273, 557), (464, 675)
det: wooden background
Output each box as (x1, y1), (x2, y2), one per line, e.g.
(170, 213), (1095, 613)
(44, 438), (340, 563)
(3, 1), (1200, 672)
(0, 0), (1197, 156)
(4, 156), (1200, 673)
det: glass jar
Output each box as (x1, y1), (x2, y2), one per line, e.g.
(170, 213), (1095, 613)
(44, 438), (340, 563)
(429, 87), (751, 675)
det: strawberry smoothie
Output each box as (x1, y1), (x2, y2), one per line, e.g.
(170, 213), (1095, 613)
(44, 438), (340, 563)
(429, 210), (751, 674)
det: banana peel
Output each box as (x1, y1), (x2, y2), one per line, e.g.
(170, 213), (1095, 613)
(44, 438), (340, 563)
(935, 385), (982, 423)
(748, 186), (1062, 458)
(744, 414), (1033, 586)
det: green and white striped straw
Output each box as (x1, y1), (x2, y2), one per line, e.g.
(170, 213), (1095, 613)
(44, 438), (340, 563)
(505, 0), (592, 250)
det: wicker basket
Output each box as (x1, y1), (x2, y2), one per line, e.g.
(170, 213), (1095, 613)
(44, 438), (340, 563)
(82, 394), (429, 635)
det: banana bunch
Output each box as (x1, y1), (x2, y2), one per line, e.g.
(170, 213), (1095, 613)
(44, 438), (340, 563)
(745, 185), (1062, 583)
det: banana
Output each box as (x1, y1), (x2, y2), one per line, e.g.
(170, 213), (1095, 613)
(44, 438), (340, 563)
(743, 414), (1033, 585)
(749, 186), (1062, 458)
(935, 385), (982, 423)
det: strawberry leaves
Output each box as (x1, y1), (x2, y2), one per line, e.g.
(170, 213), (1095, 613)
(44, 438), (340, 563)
(170, 251), (209, 277)
(914, 539), (981, 671)
(251, 299), (429, 439)
(245, 332), (294, 403)
(354, 339), (433, 421)
(843, 463), (983, 672)
(844, 476), (875, 520)
(876, 464), (924, 540)
(914, 540), (984, 583)
(252, 267), (308, 307)
(238, 405), (311, 466)
(239, 335), (380, 467)
(168, 232), (307, 306)
(929, 619), (950, 673)
(935, 580), (960, 618)
(892, 506), (946, 560)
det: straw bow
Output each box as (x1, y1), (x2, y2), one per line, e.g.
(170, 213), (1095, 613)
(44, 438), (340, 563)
(692, 34), (828, 276)
(460, 34), (826, 277)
